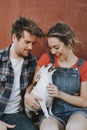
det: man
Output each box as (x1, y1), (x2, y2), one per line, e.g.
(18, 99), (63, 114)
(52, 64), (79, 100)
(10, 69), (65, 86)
(0, 16), (43, 130)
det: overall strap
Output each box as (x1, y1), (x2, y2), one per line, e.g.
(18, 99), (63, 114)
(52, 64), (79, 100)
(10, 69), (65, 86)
(49, 52), (85, 67)
(49, 52), (54, 64)
(77, 58), (84, 67)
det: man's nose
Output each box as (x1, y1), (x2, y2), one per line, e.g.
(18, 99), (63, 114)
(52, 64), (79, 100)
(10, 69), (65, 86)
(28, 43), (32, 50)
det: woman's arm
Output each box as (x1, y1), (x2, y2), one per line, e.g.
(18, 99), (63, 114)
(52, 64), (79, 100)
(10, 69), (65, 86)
(26, 65), (40, 93)
(47, 81), (87, 108)
(24, 65), (42, 110)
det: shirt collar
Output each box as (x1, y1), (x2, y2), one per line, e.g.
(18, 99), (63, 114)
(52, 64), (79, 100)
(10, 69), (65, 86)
(0, 45), (10, 61)
(0, 45), (37, 63)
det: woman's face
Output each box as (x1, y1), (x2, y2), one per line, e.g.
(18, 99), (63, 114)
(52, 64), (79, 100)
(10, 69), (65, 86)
(48, 37), (70, 61)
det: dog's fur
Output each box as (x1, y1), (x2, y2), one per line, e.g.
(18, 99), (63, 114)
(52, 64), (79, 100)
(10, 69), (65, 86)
(25, 63), (55, 118)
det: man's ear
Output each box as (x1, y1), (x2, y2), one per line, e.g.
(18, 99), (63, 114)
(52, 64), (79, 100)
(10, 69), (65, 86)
(12, 34), (18, 43)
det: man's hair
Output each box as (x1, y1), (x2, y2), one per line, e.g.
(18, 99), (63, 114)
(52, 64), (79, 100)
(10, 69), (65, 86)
(11, 16), (43, 40)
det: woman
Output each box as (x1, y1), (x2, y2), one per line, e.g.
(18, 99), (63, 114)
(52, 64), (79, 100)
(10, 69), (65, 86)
(25, 22), (87, 130)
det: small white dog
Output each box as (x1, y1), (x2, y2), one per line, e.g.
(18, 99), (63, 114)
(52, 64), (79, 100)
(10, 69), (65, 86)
(25, 63), (55, 118)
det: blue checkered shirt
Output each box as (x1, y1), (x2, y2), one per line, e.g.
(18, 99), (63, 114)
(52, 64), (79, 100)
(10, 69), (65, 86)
(0, 45), (37, 117)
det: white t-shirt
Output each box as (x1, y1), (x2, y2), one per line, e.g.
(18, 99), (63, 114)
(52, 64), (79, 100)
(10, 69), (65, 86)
(4, 57), (24, 114)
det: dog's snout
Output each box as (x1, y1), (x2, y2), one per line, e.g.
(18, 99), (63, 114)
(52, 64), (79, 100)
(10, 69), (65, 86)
(48, 65), (55, 72)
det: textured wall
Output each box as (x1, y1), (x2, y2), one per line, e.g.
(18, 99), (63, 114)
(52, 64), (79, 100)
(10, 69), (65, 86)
(0, 0), (87, 59)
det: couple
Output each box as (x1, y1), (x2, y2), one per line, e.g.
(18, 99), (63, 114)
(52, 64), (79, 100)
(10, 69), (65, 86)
(0, 16), (87, 130)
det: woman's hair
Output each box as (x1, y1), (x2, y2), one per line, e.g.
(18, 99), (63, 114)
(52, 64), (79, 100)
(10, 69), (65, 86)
(47, 22), (78, 49)
(11, 16), (43, 40)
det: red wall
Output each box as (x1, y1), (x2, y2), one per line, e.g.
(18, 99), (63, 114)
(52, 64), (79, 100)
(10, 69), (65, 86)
(0, 0), (87, 59)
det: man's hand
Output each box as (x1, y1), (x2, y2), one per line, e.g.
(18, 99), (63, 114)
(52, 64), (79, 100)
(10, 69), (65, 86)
(0, 120), (15, 130)
(24, 93), (42, 110)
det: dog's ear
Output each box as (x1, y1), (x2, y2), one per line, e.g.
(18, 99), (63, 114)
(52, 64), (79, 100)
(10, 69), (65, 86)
(35, 73), (41, 81)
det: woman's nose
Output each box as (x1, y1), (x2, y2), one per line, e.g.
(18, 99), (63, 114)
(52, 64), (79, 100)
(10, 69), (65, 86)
(51, 48), (56, 54)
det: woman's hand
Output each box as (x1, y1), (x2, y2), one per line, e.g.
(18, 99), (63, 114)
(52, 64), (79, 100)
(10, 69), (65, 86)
(47, 83), (61, 98)
(0, 120), (15, 130)
(24, 93), (42, 110)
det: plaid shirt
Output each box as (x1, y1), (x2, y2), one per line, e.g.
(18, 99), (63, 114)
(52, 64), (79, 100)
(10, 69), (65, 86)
(0, 45), (37, 117)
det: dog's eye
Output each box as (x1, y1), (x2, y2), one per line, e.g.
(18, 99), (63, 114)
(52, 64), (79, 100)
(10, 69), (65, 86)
(45, 64), (48, 67)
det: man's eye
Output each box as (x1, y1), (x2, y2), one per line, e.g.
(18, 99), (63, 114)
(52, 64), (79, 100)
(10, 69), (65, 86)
(55, 47), (59, 50)
(32, 42), (36, 45)
(25, 41), (30, 44)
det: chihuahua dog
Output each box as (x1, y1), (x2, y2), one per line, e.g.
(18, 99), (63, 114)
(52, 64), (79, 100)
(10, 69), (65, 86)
(25, 63), (55, 118)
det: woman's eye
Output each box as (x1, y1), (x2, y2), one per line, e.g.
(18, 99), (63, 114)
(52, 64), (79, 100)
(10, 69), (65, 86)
(48, 46), (59, 50)
(49, 47), (52, 50)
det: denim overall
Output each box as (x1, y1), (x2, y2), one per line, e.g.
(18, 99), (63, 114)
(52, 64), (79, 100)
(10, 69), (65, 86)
(49, 53), (87, 126)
